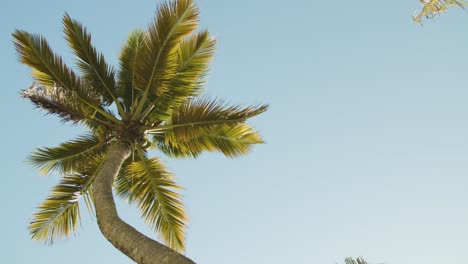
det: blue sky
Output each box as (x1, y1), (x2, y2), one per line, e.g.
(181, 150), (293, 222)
(2, 0), (468, 263)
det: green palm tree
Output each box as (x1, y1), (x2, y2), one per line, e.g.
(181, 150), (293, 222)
(413, 0), (467, 24)
(13, 0), (267, 263)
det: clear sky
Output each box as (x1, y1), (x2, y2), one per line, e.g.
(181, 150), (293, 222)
(2, 0), (468, 263)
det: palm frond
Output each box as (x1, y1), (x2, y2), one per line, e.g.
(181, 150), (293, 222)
(115, 148), (187, 252)
(29, 176), (81, 244)
(133, 0), (199, 118)
(12, 30), (120, 124)
(28, 134), (103, 175)
(62, 14), (120, 110)
(148, 98), (268, 141)
(172, 30), (215, 93)
(29, 155), (102, 244)
(29, 171), (96, 244)
(12, 30), (97, 105)
(117, 30), (145, 111)
(413, 0), (468, 24)
(155, 123), (263, 158)
(21, 84), (95, 124)
(145, 30), (216, 121)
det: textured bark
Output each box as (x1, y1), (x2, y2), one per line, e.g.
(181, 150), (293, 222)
(93, 142), (196, 264)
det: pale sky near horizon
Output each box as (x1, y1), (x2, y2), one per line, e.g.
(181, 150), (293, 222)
(2, 1), (468, 263)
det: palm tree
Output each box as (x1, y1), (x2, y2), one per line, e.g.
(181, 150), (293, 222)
(413, 0), (467, 24)
(13, 0), (267, 263)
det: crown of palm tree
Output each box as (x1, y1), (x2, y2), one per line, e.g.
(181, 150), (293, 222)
(13, 0), (267, 253)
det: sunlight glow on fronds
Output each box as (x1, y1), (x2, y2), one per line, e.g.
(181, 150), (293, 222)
(155, 123), (264, 158)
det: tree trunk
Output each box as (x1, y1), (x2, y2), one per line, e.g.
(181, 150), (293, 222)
(92, 142), (196, 264)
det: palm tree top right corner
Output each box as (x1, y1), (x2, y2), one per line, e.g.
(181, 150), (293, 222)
(413, 0), (467, 24)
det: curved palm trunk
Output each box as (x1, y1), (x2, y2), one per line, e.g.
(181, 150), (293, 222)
(93, 142), (196, 264)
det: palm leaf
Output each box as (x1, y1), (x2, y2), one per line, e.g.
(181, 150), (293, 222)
(155, 123), (264, 158)
(29, 176), (81, 244)
(115, 148), (187, 252)
(117, 30), (145, 111)
(62, 14), (120, 109)
(148, 98), (268, 141)
(12, 30), (98, 105)
(172, 30), (215, 94)
(145, 30), (216, 121)
(21, 84), (95, 124)
(12, 30), (119, 123)
(29, 155), (102, 244)
(413, 0), (468, 24)
(28, 134), (103, 175)
(133, 0), (199, 118)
